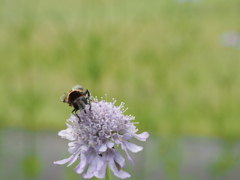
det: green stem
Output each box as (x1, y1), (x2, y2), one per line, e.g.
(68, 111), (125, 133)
(106, 166), (111, 180)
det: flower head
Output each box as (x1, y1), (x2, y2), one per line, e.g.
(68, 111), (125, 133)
(220, 31), (240, 48)
(54, 98), (149, 179)
(176, 0), (200, 3)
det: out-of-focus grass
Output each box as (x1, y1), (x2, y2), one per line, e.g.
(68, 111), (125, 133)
(0, 0), (240, 139)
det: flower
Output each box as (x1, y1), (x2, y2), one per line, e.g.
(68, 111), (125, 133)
(54, 98), (149, 179)
(220, 31), (240, 48)
(176, 0), (201, 3)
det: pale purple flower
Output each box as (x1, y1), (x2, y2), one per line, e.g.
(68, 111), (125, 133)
(176, 0), (201, 3)
(220, 31), (240, 48)
(54, 98), (149, 179)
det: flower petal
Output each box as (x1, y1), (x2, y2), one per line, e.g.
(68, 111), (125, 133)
(132, 132), (149, 141)
(58, 128), (75, 140)
(54, 155), (73, 165)
(82, 163), (96, 179)
(99, 143), (107, 152)
(124, 141), (143, 153)
(120, 144), (134, 165)
(68, 142), (80, 153)
(75, 154), (88, 174)
(124, 148), (134, 165)
(58, 129), (69, 137)
(108, 159), (131, 179)
(95, 163), (107, 179)
(123, 133), (132, 140)
(66, 123), (72, 129)
(112, 134), (121, 144)
(113, 150), (125, 168)
(107, 141), (114, 148)
(94, 156), (105, 178)
(67, 153), (79, 167)
(82, 155), (102, 179)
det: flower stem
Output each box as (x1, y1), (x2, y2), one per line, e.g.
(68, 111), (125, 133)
(106, 166), (111, 180)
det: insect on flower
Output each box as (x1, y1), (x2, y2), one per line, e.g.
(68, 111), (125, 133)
(60, 85), (91, 115)
(54, 97), (149, 179)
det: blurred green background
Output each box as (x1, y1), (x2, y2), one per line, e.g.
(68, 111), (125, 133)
(1, 0), (240, 179)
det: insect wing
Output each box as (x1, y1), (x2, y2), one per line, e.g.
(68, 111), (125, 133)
(60, 93), (67, 102)
(72, 85), (83, 91)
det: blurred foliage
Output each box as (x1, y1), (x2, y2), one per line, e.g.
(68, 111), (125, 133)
(209, 141), (240, 178)
(0, 0), (240, 141)
(22, 154), (42, 178)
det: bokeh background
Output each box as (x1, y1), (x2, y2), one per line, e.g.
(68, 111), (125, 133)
(1, 0), (240, 179)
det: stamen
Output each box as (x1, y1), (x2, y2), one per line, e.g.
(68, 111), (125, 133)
(112, 98), (117, 104)
(122, 107), (128, 113)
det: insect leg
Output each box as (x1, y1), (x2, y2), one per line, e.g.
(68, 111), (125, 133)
(84, 89), (92, 111)
(84, 89), (90, 97)
(72, 109), (81, 122)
